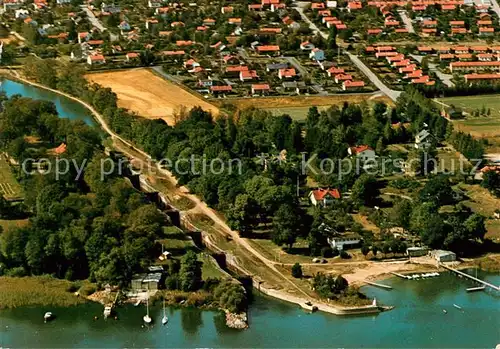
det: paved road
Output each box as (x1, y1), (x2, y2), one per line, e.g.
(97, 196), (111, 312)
(398, 10), (415, 33)
(410, 54), (454, 87)
(346, 52), (402, 101)
(488, 0), (500, 23)
(295, 2), (401, 101)
(81, 5), (119, 41)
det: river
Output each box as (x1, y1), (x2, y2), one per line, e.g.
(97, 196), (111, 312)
(0, 79), (498, 348)
(0, 79), (96, 126)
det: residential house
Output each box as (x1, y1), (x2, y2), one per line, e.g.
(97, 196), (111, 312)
(348, 145), (376, 162)
(240, 70), (258, 81)
(308, 188), (341, 207)
(309, 48), (325, 61)
(251, 84), (270, 95)
(327, 233), (362, 250)
(126, 52), (139, 62)
(278, 68), (296, 79)
(87, 54), (106, 65)
(210, 85), (232, 95)
(342, 80), (365, 90)
(414, 129), (432, 149)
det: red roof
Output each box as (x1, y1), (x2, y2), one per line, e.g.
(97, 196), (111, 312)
(257, 45), (280, 52)
(311, 188), (341, 201)
(350, 145), (373, 154)
(252, 84), (270, 90)
(227, 65), (249, 72)
(54, 143), (67, 155)
(465, 73), (500, 80)
(211, 85), (232, 92)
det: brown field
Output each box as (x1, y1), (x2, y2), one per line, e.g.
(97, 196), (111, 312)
(86, 69), (219, 125)
(220, 93), (392, 110)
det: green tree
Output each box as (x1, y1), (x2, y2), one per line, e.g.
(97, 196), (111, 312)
(291, 262), (303, 278)
(179, 251), (202, 292)
(351, 174), (379, 207)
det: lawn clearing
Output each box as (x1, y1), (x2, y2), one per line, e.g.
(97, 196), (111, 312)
(438, 94), (500, 139)
(86, 69), (219, 125)
(159, 226), (196, 253)
(0, 154), (23, 201)
(0, 218), (28, 232)
(264, 106), (330, 121)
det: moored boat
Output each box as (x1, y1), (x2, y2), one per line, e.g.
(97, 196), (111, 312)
(44, 312), (53, 322)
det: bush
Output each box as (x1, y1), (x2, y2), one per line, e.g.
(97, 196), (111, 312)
(79, 285), (96, 296)
(6, 267), (27, 277)
(165, 275), (179, 290)
(321, 246), (333, 258)
(291, 263), (302, 278)
(214, 281), (247, 313)
(332, 247), (340, 257)
(340, 250), (351, 259)
(202, 277), (221, 292)
(65, 283), (79, 293)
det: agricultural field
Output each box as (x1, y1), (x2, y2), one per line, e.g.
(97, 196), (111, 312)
(86, 69), (220, 125)
(439, 94), (500, 138)
(0, 155), (23, 201)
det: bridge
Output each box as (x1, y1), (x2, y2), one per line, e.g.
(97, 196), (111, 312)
(440, 264), (500, 291)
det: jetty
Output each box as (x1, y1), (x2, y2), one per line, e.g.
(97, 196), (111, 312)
(440, 264), (500, 291)
(390, 272), (409, 280)
(466, 286), (486, 292)
(364, 280), (393, 290)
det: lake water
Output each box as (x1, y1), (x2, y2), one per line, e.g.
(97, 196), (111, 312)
(0, 270), (498, 348)
(0, 79), (96, 126)
(0, 79), (498, 348)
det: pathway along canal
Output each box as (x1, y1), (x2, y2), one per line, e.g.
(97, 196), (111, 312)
(0, 78), (498, 348)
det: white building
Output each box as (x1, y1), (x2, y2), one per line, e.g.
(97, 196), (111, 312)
(431, 250), (456, 262)
(327, 234), (362, 250)
(415, 129), (432, 150)
(348, 145), (376, 162)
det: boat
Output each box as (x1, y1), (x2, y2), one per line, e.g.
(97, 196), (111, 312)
(143, 296), (152, 324)
(134, 299), (141, 306)
(442, 309), (447, 314)
(44, 312), (53, 322)
(466, 286), (486, 292)
(453, 304), (462, 310)
(162, 300), (168, 325)
(103, 306), (112, 319)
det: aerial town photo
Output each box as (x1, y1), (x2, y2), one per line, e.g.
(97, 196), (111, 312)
(0, 0), (499, 347)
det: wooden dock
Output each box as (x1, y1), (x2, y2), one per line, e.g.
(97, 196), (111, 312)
(440, 264), (500, 291)
(390, 272), (409, 279)
(364, 280), (393, 290)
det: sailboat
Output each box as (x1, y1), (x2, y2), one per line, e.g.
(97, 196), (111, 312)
(143, 296), (152, 324)
(162, 300), (168, 325)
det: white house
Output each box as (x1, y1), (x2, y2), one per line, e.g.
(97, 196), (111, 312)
(415, 129), (432, 150)
(327, 233), (362, 250)
(348, 145), (376, 162)
(87, 54), (106, 65)
(308, 188), (341, 207)
(309, 48), (325, 61)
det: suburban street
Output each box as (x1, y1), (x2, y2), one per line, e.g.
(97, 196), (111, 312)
(80, 5), (119, 41)
(398, 10), (415, 33)
(294, 2), (401, 102)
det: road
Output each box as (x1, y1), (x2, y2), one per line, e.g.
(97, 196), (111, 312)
(80, 5), (119, 42)
(346, 53), (402, 101)
(488, 0), (500, 23)
(398, 10), (415, 33)
(294, 2), (401, 102)
(411, 54), (454, 87)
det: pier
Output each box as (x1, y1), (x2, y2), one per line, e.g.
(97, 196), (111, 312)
(440, 264), (500, 291)
(390, 272), (409, 279)
(364, 280), (393, 290)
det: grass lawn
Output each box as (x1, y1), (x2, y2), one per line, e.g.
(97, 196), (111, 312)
(438, 95), (500, 145)
(458, 183), (500, 240)
(436, 146), (469, 173)
(0, 155), (23, 201)
(200, 253), (227, 280)
(158, 226), (195, 253)
(0, 218), (28, 232)
(263, 106), (330, 121)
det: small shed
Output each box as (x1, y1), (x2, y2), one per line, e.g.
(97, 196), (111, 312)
(431, 250), (456, 262)
(406, 246), (429, 257)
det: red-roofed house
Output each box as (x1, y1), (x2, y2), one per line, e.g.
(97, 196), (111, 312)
(251, 84), (270, 95)
(256, 45), (281, 54)
(348, 145), (376, 161)
(342, 80), (365, 90)
(240, 70), (259, 81)
(278, 68), (296, 79)
(309, 188), (342, 207)
(87, 54), (106, 65)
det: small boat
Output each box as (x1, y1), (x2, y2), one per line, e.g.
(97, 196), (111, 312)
(134, 299), (141, 306)
(103, 306), (112, 319)
(442, 309), (447, 314)
(162, 300), (168, 325)
(143, 296), (152, 324)
(453, 304), (462, 310)
(44, 312), (53, 322)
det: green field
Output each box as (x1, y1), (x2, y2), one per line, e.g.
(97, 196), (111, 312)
(438, 95), (500, 139)
(0, 155), (23, 201)
(264, 106), (330, 121)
